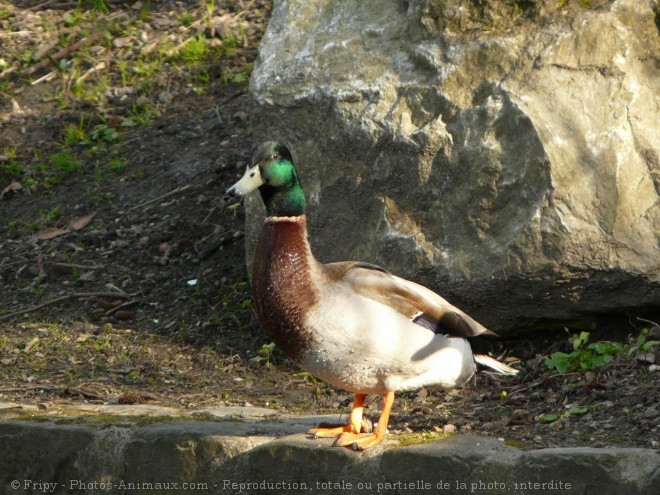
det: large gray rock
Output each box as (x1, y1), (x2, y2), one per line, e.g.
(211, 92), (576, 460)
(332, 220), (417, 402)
(1, 420), (658, 494)
(247, 0), (660, 331)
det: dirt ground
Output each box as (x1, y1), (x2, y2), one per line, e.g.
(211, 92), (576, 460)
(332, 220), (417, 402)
(0, 0), (658, 451)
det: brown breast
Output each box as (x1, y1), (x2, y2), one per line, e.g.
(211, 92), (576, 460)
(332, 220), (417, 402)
(251, 216), (319, 363)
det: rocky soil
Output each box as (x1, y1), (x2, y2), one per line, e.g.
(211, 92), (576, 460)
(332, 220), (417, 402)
(0, 0), (658, 451)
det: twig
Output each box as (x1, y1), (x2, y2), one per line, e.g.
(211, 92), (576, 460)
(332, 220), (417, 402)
(28, 0), (59, 10)
(76, 61), (106, 85)
(106, 368), (135, 375)
(37, 253), (47, 279)
(128, 184), (192, 211)
(500, 379), (546, 403)
(51, 262), (104, 271)
(0, 31), (32, 38)
(69, 387), (106, 400)
(33, 39), (60, 60)
(201, 204), (219, 224)
(31, 70), (58, 86)
(0, 386), (106, 401)
(164, 37), (195, 58)
(0, 67), (18, 80)
(636, 317), (660, 329)
(105, 299), (140, 316)
(0, 291), (131, 322)
(182, 19), (204, 33)
(26, 32), (104, 75)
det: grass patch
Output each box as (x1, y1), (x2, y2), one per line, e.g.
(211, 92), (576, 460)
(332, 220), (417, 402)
(50, 151), (84, 173)
(1, 146), (22, 176)
(394, 432), (452, 448)
(179, 36), (211, 62)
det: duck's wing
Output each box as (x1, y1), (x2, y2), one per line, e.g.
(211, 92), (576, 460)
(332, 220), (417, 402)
(321, 261), (496, 339)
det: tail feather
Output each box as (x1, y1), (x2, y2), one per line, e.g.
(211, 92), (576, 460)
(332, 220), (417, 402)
(474, 354), (519, 375)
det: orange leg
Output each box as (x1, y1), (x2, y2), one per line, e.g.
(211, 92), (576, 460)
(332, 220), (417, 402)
(308, 394), (366, 438)
(334, 391), (395, 450)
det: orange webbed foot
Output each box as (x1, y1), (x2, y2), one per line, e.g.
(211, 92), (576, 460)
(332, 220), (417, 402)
(333, 391), (394, 450)
(308, 394), (366, 438)
(309, 392), (395, 451)
(308, 424), (358, 438)
(333, 432), (384, 450)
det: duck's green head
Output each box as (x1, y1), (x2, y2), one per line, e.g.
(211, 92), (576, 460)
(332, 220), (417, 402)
(227, 142), (305, 217)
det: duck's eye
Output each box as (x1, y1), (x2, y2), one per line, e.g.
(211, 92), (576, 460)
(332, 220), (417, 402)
(271, 152), (280, 160)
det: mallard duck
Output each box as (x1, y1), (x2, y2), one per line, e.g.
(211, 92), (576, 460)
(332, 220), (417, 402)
(227, 142), (518, 450)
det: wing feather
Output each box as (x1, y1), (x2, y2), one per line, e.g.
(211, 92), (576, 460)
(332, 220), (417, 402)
(321, 261), (495, 338)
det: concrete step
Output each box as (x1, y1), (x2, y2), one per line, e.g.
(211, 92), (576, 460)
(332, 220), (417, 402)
(0, 412), (657, 494)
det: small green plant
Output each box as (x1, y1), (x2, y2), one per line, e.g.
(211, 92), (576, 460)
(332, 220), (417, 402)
(29, 280), (44, 299)
(179, 35), (209, 62)
(537, 413), (559, 423)
(253, 342), (276, 365)
(627, 328), (659, 356)
(223, 35), (241, 49)
(50, 151), (83, 173)
(90, 123), (119, 147)
(40, 206), (62, 223)
(13, 48), (34, 65)
(204, 0), (215, 31)
(63, 9), (86, 28)
(545, 331), (622, 373)
(568, 406), (589, 416)
(192, 70), (211, 94)
(1, 146), (22, 176)
(63, 118), (119, 152)
(140, 0), (152, 21)
(179, 12), (194, 26)
(128, 102), (158, 125)
(225, 203), (241, 217)
(195, 69), (211, 84)
(93, 336), (111, 352)
(63, 117), (87, 146)
(539, 405), (590, 425)
(0, 6), (12, 20)
(89, 0), (108, 13)
(61, 253), (79, 278)
(108, 157), (127, 175)
(65, 369), (80, 383)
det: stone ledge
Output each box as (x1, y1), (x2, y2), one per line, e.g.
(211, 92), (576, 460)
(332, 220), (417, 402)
(0, 414), (658, 494)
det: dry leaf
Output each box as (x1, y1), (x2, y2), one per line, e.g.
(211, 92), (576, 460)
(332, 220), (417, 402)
(96, 298), (123, 310)
(30, 227), (70, 242)
(24, 337), (39, 353)
(115, 310), (135, 321)
(177, 237), (194, 248)
(1, 181), (23, 200)
(106, 116), (124, 128)
(117, 391), (156, 405)
(77, 271), (96, 281)
(68, 212), (96, 231)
